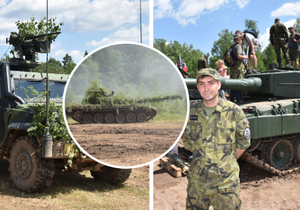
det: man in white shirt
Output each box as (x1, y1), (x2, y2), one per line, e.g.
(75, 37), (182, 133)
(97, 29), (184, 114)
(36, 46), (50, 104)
(235, 30), (259, 73)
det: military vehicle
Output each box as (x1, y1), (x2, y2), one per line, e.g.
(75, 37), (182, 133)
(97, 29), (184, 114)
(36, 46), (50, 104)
(66, 89), (182, 124)
(0, 32), (131, 192)
(185, 66), (300, 175)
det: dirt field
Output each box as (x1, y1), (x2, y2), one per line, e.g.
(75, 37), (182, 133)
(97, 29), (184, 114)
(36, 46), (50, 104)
(154, 158), (300, 210)
(0, 159), (149, 210)
(69, 122), (184, 167)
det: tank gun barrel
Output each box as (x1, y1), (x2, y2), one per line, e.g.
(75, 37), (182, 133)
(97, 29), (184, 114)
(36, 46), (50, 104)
(185, 76), (262, 92)
(135, 94), (182, 103)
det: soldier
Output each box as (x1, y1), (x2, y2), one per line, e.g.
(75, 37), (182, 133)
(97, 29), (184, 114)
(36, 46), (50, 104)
(182, 68), (251, 210)
(270, 18), (291, 68)
(287, 26), (300, 69)
(198, 54), (207, 70)
(230, 34), (248, 104)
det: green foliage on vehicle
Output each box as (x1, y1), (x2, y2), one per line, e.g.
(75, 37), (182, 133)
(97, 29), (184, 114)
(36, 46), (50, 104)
(13, 16), (63, 43)
(25, 86), (71, 143)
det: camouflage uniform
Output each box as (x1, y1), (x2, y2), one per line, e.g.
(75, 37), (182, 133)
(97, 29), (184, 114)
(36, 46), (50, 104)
(198, 57), (207, 70)
(183, 98), (251, 210)
(230, 43), (244, 101)
(270, 21), (290, 66)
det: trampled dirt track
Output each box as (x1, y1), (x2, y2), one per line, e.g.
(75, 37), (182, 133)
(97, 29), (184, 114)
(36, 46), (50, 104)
(154, 157), (300, 210)
(69, 122), (185, 167)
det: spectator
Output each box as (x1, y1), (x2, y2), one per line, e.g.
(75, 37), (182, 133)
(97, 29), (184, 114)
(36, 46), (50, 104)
(215, 60), (228, 99)
(235, 30), (259, 73)
(288, 26), (300, 69)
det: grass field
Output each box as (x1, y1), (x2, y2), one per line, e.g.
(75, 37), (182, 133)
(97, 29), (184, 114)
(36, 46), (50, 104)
(0, 159), (149, 210)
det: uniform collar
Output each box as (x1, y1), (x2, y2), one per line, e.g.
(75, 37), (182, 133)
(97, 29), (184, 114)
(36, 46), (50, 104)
(198, 97), (225, 117)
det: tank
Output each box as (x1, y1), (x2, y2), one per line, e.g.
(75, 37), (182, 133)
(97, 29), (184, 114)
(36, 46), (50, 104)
(66, 88), (183, 124)
(185, 67), (300, 175)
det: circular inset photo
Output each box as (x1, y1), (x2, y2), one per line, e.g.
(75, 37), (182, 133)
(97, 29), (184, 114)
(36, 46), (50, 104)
(63, 42), (189, 168)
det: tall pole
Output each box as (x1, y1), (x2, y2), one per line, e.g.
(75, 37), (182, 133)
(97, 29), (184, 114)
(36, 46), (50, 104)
(43, 0), (52, 158)
(140, 0), (142, 43)
(46, 0), (49, 134)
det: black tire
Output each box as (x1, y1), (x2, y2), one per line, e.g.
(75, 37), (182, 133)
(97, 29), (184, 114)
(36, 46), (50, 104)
(91, 166), (131, 185)
(9, 136), (55, 192)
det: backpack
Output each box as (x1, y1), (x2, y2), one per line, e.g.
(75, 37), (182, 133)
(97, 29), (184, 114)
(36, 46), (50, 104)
(243, 28), (258, 38)
(223, 43), (238, 67)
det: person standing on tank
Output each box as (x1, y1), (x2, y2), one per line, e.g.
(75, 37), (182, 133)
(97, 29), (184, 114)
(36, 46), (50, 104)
(229, 34), (248, 104)
(270, 18), (291, 68)
(287, 26), (300, 69)
(235, 30), (259, 73)
(198, 54), (208, 70)
(182, 68), (251, 210)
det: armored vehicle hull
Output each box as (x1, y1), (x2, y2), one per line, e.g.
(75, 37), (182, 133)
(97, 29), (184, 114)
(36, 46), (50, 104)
(66, 105), (157, 124)
(185, 68), (300, 175)
(66, 92), (182, 124)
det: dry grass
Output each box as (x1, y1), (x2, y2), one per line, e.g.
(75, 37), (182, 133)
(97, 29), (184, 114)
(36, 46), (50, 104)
(0, 159), (149, 210)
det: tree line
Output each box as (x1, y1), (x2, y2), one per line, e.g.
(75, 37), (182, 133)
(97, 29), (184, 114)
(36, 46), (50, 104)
(154, 18), (300, 78)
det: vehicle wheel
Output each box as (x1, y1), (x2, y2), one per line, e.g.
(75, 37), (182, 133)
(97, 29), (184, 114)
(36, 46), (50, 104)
(116, 113), (125, 123)
(293, 137), (300, 162)
(126, 113), (136, 123)
(105, 113), (115, 123)
(83, 114), (93, 124)
(94, 113), (104, 123)
(73, 111), (83, 120)
(266, 138), (293, 170)
(91, 166), (131, 184)
(137, 113), (147, 122)
(9, 136), (55, 192)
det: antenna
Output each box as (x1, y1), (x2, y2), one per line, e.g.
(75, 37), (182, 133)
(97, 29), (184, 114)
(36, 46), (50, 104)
(140, 0), (142, 43)
(43, 0), (52, 158)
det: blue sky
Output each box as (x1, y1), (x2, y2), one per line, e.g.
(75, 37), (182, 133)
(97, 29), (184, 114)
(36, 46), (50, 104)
(154, 0), (300, 60)
(0, 0), (149, 64)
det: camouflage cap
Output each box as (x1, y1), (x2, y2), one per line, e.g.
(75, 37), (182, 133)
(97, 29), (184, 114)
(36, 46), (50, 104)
(275, 18), (280, 22)
(196, 68), (219, 81)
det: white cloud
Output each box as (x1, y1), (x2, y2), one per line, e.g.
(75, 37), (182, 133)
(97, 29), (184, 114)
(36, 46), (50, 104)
(154, 0), (172, 19)
(0, 0), (143, 34)
(0, 0), (7, 7)
(154, 0), (249, 26)
(271, 2), (300, 17)
(86, 24), (149, 47)
(259, 19), (296, 51)
(54, 49), (83, 63)
(235, 0), (250, 9)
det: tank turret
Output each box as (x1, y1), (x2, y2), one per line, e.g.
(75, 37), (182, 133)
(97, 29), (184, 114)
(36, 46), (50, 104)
(66, 88), (183, 124)
(185, 67), (300, 175)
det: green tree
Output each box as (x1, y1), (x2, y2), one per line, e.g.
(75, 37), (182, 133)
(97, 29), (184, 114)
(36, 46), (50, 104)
(84, 50), (89, 57)
(62, 53), (74, 68)
(210, 29), (234, 69)
(13, 16), (63, 43)
(31, 57), (64, 73)
(245, 19), (259, 34)
(293, 17), (300, 32)
(154, 38), (205, 77)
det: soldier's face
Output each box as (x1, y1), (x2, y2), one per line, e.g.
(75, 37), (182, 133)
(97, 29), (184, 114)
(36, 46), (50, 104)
(197, 76), (221, 102)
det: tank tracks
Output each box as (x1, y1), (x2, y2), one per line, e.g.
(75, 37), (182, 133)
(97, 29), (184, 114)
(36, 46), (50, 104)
(241, 152), (300, 176)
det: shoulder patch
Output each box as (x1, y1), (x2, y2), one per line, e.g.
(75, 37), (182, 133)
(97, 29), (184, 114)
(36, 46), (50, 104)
(244, 128), (251, 140)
